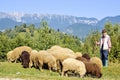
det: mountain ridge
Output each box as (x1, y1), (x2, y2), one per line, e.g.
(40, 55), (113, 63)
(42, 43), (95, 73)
(0, 12), (120, 38)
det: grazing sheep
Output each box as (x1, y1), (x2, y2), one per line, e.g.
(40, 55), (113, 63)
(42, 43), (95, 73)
(75, 52), (82, 57)
(76, 57), (102, 78)
(47, 47), (76, 73)
(82, 53), (90, 61)
(47, 45), (76, 62)
(48, 45), (63, 51)
(76, 57), (88, 62)
(35, 50), (57, 72)
(90, 57), (103, 71)
(20, 51), (30, 68)
(47, 45), (76, 73)
(61, 58), (86, 78)
(63, 48), (75, 54)
(10, 46), (32, 63)
(84, 62), (102, 78)
(6, 50), (13, 62)
(29, 50), (38, 68)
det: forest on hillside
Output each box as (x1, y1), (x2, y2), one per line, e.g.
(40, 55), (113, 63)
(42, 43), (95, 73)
(0, 20), (120, 62)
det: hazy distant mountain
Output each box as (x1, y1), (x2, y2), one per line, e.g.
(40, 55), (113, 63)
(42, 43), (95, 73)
(65, 23), (97, 39)
(0, 18), (21, 30)
(0, 12), (120, 38)
(0, 12), (98, 30)
(97, 15), (120, 27)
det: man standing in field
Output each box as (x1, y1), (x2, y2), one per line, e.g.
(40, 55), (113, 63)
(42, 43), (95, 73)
(96, 29), (112, 67)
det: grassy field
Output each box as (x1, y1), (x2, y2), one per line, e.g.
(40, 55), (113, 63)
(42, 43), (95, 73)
(0, 62), (120, 80)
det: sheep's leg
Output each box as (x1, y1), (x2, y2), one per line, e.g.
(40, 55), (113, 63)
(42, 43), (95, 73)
(61, 69), (68, 77)
(29, 59), (33, 68)
(61, 71), (64, 76)
(48, 63), (52, 72)
(14, 59), (17, 63)
(64, 71), (68, 77)
(80, 73), (84, 78)
(38, 60), (43, 72)
(61, 68), (65, 76)
(49, 67), (52, 72)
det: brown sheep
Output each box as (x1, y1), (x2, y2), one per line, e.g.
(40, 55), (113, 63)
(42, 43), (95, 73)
(84, 62), (102, 78)
(90, 57), (103, 72)
(76, 57), (102, 78)
(76, 57), (88, 62)
(10, 46), (32, 63)
(20, 51), (30, 68)
(82, 53), (90, 61)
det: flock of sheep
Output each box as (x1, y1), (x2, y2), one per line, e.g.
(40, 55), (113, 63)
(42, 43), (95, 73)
(6, 45), (103, 78)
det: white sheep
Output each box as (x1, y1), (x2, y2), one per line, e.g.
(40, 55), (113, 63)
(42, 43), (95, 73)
(10, 46), (32, 63)
(29, 50), (38, 68)
(35, 50), (57, 72)
(47, 45), (76, 62)
(6, 50), (13, 62)
(47, 45), (76, 73)
(61, 58), (86, 78)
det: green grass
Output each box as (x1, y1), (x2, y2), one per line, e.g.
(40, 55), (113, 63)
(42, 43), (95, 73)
(0, 62), (120, 80)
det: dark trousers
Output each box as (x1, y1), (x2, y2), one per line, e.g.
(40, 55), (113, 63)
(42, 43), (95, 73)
(100, 49), (108, 66)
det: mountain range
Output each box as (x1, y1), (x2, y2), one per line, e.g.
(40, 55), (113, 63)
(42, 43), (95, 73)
(0, 12), (120, 38)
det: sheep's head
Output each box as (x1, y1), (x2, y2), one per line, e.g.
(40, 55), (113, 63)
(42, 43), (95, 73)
(52, 62), (57, 71)
(20, 51), (30, 68)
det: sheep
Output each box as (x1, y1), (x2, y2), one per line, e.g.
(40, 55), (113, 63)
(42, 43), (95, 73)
(10, 46), (32, 63)
(20, 51), (30, 68)
(75, 52), (82, 57)
(29, 50), (38, 68)
(76, 56), (88, 62)
(35, 50), (57, 72)
(84, 62), (102, 78)
(6, 50), (13, 62)
(47, 45), (76, 62)
(90, 57), (103, 71)
(82, 53), (91, 61)
(63, 48), (75, 54)
(76, 57), (102, 78)
(47, 45), (75, 56)
(47, 46), (76, 73)
(61, 58), (86, 78)
(47, 45), (62, 51)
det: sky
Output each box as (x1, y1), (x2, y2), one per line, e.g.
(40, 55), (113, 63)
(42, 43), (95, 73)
(0, 0), (120, 20)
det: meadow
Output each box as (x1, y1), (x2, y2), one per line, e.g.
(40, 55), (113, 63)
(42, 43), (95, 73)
(0, 62), (120, 80)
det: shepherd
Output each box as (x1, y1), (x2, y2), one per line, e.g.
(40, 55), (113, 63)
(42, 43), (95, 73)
(96, 29), (112, 67)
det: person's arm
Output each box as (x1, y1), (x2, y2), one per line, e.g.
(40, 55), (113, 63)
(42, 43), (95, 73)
(108, 37), (112, 52)
(96, 39), (101, 46)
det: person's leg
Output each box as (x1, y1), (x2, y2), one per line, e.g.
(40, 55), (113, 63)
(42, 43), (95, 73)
(100, 49), (105, 66)
(104, 50), (109, 67)
(102, 53), (105, 66)
(105, 59), (108, 67)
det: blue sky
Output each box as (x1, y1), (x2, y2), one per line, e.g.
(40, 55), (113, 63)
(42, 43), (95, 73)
(0, 0), (120, 20)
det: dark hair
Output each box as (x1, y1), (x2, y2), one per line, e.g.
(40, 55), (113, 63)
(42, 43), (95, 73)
(102, 29), (107, 33)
